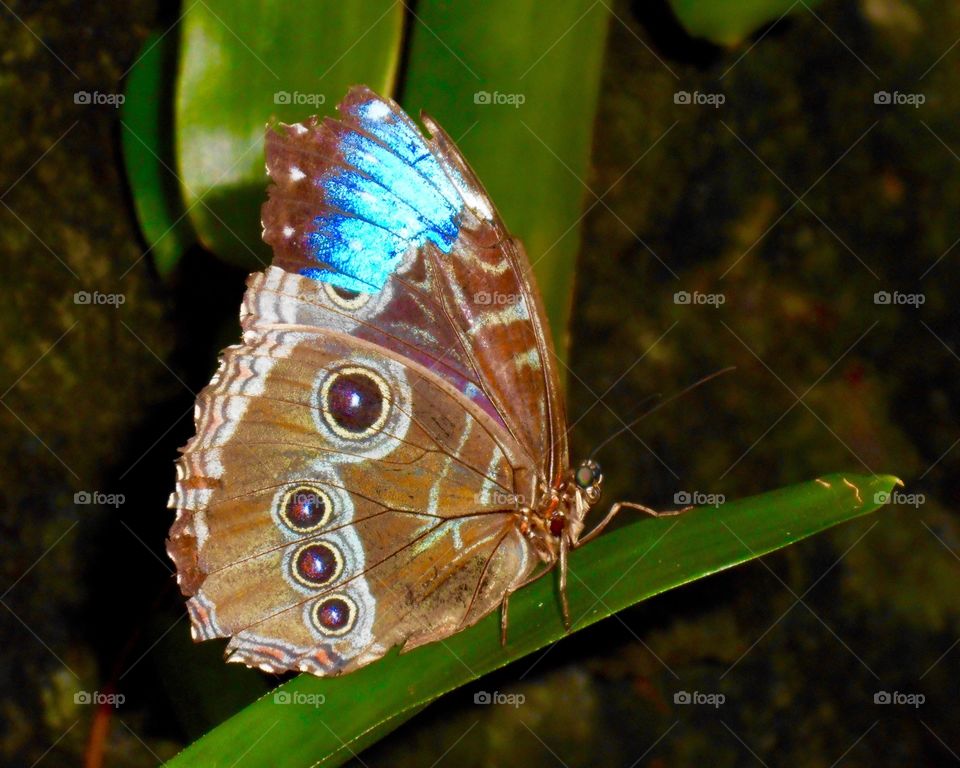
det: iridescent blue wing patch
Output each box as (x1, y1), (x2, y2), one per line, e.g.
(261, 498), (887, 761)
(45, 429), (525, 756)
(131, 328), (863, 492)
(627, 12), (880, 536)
(263, 87), (464, 293)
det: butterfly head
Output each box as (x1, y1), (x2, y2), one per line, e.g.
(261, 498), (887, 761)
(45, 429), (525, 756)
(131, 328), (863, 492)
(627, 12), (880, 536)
(533, 459), (604, 553)
(573, 459), (603, 505)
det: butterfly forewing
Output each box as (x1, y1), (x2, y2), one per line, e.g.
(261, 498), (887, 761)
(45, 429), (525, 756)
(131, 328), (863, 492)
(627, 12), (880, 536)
(262, 86), (567, 475)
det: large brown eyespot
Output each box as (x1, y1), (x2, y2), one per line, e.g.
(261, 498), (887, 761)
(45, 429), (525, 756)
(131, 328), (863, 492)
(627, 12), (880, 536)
(319, 366), (390, 439)
(278, 486), (332, 533)
(291, 542), (343, 587)
(311, 594), (356, 636)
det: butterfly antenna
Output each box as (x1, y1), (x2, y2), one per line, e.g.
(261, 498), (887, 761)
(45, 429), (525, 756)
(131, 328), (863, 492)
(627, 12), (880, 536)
(589, 366), (736, 461)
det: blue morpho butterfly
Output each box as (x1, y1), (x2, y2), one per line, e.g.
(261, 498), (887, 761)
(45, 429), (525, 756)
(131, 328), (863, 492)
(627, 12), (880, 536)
(167, 86), (683, 676)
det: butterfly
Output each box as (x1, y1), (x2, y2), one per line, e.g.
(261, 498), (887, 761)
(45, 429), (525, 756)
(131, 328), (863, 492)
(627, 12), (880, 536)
(167, 86), (678, 676)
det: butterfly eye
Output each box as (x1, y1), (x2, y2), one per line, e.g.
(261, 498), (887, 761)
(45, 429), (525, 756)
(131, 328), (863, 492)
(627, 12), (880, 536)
(324, 282), (370, 310)
(312, 594), (357, 636)
(291, 542), (343, 587)
(320, 366), (390, 439)
(280, 486), (332, 532)
(574, 460), (601, 489)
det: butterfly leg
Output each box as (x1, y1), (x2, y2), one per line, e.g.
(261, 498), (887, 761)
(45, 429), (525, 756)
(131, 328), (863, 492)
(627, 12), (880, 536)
(500, 594), (511, 647)
(500, 564), (559, 646)
(559, 536), (570, 630)
(577, 501), (693, 547)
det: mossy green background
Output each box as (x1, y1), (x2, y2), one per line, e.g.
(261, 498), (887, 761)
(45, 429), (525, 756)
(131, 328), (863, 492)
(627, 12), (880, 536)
(1, 0), (957, 766)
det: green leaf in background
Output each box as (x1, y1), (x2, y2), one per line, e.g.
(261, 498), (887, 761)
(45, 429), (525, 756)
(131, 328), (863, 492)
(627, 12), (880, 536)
(669, 0), (823, 46)
(403, 1), (610, 353)
(164, 472), (899, 768)
(121, 32), (196, 277)
(174, 0), (405, 269)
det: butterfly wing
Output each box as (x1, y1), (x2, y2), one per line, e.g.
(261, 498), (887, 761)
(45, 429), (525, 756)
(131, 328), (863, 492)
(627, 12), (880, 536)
(262, 86), (568, 480)
(169, 87), (564, 675)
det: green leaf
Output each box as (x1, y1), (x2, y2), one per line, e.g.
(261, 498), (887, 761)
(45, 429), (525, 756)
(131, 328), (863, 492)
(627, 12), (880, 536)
(402, 1), (610, 353)
(121, 32), (196, 276)
(163, 472), (899, 768)
(173, 0), (405, 269)
(668, 0), (823, 46)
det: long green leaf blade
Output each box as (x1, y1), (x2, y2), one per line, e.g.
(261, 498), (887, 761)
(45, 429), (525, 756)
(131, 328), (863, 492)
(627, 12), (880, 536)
(401, 1), (611, 351)
(121, 32), (196, 277)
(174, 0), (405, 268)
(163, 472), (898, 768)
(668, 0), (823, 45)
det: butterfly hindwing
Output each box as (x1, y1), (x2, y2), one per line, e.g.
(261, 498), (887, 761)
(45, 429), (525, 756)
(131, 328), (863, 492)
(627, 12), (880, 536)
(169, 275), (539, 673)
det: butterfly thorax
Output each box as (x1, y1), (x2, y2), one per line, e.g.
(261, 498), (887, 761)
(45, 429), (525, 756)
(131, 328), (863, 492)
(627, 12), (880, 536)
(517, 459), (604, 563)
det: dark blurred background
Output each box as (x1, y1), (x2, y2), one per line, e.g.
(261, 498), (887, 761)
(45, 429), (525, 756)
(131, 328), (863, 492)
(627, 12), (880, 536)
(2, 0), (959, 766)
